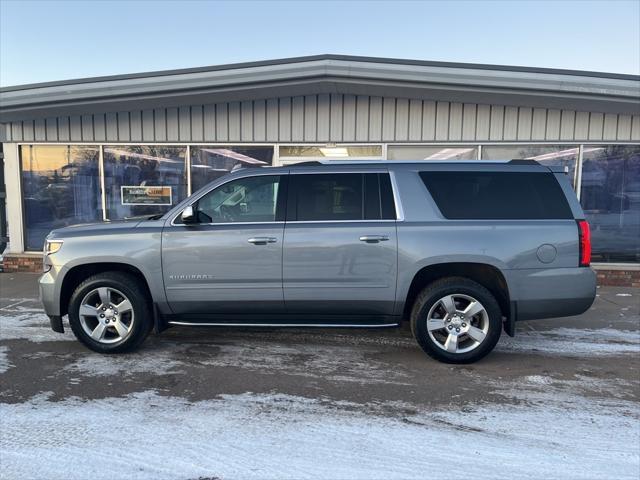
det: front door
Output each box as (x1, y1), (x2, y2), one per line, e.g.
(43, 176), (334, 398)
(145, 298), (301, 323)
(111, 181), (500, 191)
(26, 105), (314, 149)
(162, 174), (286, 315)
(283, 171), (398, 316)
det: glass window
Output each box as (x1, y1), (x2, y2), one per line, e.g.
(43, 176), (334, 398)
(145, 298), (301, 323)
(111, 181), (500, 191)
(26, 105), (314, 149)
(103, 146), (187, 220)
(279, 145), (383, 163)
(194, 175), (280, 224)
(481, 145), (579, 188)
(580, 145), (640, 263)
(388, 146), (478, 161)
(190, 146), (274, 192)
(420, 171), (573, 220)
(290, 173), (364, 221)
(20, 145), (100, 251)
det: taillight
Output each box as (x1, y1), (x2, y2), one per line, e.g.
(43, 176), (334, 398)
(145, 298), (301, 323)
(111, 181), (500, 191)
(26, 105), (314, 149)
(577, 220), (591, 267)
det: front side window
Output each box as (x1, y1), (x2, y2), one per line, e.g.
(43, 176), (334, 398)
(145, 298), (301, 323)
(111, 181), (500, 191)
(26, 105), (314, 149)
(195, 175), (281, 223)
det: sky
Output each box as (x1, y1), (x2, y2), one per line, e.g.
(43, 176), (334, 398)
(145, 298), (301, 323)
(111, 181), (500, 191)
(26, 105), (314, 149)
(0, 0), (639, 87)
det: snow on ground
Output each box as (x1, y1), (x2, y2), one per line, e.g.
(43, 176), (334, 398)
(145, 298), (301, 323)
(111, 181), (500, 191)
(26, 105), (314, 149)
(1, 388), (638, 480)
(497, 327), (640, 356)
(0, 345), (11, 373)
(63, 339), (414, 385)
(0, 307), (74, 343)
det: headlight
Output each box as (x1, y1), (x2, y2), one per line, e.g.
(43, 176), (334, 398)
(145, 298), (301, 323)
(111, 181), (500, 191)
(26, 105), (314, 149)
(44, 240), (63, 255)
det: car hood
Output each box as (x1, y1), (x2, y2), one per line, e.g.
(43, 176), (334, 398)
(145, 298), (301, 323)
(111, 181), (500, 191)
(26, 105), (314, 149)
(48, 219), (144, 238)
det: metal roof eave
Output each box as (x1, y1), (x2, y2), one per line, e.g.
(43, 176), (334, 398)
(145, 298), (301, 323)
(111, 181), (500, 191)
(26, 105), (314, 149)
(1, 56), (639, 121)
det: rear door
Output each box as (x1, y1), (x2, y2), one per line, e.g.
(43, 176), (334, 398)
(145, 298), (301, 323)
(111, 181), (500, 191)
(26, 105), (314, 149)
(283, 170), (398, 315)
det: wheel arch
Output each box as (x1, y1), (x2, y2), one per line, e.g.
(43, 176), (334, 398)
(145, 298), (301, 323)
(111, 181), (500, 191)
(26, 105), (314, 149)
(401, 262), (512, 331)
(59, 262), (153, 317)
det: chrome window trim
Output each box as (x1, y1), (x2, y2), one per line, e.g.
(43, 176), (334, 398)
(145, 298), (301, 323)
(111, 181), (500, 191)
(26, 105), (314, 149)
(171, 220), (285, 227)
(286, 219), (397, 224)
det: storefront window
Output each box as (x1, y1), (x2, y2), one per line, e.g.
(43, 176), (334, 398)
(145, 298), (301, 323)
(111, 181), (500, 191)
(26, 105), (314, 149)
(580, 145), (640, 263)
(388, 146), (478, 161)
(482, 145), (579, 188)
(279, 145), (383, 164)
(190, 146), (273, 192)
(103, 146), (187, 219)
(20, 145), (100, 251)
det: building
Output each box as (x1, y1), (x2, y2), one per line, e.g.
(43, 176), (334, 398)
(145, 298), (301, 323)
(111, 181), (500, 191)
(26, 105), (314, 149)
(0, 55), (638, 284)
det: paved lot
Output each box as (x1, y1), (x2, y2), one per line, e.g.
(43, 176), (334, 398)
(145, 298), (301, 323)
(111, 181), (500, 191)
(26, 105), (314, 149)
(0, 272), (639, 480)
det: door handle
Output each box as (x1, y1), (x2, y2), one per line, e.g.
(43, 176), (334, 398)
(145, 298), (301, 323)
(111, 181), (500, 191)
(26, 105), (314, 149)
(359, 235), (389, 243)
(247, 237), (277, 245)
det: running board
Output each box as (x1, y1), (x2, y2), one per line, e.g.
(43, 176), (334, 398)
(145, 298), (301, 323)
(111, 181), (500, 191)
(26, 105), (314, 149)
(167, 321), (400, 328)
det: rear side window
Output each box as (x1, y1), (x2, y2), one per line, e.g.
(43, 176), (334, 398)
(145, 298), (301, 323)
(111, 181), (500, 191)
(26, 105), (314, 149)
(289, 173), (396, 221)
(419, 171), (573, 220)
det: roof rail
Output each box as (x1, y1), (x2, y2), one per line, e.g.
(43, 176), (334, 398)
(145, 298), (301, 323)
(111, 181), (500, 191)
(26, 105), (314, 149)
(287, 161), (324, 166)
(509, 159), (541, 165)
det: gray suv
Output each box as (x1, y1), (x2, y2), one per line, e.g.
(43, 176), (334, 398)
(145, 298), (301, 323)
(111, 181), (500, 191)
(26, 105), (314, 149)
(39, 160), (596, 363)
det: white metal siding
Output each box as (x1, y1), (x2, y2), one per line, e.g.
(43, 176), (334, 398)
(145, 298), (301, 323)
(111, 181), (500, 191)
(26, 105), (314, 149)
(2, 95), (640, 143)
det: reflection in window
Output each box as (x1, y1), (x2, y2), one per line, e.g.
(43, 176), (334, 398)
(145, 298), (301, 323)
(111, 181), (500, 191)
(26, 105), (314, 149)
(196, 175), (280, 223)
(388, 146), (477, 161)
(580, 145), (640, 263)
(190, 146), (273, 192)
(279, 145), (383, 163)
(291, 173), (365, 221)
(20, 145), (100, 251)
(482, 145), (579, 188)
(103, 146), (187, 220)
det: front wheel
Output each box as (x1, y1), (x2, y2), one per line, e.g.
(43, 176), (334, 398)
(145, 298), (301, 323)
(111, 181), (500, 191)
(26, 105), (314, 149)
(410, 277), (502, 364)
(68, 272), (152, 353)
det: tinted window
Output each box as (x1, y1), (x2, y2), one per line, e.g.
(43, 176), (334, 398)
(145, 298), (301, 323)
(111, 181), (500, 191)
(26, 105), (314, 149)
(380, 174), (396, 220)
(291, 173), (363, 221)
(420, 171), (573, 220)
(195, 175), (280, 223)
(289, 173), (397, 221)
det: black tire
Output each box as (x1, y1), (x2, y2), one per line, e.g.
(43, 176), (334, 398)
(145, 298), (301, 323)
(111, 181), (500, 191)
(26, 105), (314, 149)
(410, 277), (502, 364)
(68, 271), (152, 354)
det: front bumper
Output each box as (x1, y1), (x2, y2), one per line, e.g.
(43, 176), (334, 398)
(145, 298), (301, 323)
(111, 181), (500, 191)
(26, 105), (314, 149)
(40, 268), (67, 333)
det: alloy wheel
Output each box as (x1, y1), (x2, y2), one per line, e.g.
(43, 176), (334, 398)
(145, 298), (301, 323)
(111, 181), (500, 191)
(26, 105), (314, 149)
(78, 287), (135, 344)
(426, 293), (489, 354)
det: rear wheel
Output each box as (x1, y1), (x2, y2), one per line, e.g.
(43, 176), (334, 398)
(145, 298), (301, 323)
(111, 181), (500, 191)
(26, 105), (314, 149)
(410, 277), (502, 363)
(68, 272), (152, 353)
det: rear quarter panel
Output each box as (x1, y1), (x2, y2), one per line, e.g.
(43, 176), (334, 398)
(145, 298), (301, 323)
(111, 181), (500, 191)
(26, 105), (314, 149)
(391, 163), (590, 316)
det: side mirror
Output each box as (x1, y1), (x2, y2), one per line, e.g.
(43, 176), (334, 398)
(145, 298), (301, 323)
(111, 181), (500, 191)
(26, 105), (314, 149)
(181, 205), (196, 224)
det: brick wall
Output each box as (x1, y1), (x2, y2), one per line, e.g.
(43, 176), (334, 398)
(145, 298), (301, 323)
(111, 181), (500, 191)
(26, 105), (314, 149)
(2, 253), (43, 273)
(595, 267), (640, 288)
(2, 253), (639, 287)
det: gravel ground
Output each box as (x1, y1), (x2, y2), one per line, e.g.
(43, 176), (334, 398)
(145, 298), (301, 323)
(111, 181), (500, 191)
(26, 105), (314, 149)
(0, 273), (638, 480)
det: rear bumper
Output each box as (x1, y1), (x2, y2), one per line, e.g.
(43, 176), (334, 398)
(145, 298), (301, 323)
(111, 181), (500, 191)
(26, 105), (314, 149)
(506, 267), (597, 321)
